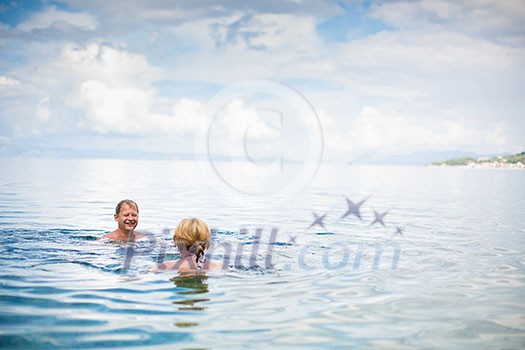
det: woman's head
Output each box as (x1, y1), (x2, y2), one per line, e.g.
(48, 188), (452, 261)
(173, 218), (210, 262)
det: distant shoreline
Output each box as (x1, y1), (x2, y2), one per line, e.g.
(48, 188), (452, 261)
(429, 151), (525, 169)
(427, 163), (524, 169)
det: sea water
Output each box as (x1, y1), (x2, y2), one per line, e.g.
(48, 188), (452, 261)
(0, 158), (524, 349)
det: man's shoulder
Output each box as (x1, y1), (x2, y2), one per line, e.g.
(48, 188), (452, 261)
(134, 232), (148, 239)
(97, 230), (151, 242)
(97, 230), (119, 241)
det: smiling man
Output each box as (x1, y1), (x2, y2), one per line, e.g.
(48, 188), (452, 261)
(98, 199), (146, 242)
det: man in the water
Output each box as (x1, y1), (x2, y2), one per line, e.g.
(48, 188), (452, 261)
(98, 199), (146, 242)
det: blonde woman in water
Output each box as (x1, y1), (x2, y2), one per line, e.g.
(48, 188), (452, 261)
(158, 218), (222, 273)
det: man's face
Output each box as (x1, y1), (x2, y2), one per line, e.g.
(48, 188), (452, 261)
(114, 203), (139, 233)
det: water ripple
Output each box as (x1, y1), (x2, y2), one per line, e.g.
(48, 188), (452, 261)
(1, 161), (524, 349)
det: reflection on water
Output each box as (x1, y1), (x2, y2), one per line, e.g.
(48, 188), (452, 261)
(171, 274), (210, 329)
(172, 274), (210, 311)
(172, 274), (209, 294)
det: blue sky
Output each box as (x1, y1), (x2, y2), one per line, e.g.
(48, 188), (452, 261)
(0, 0), (524, 162)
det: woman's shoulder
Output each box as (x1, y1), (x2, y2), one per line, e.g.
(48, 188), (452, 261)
(156, 258), (196, 272)
(204, 260), (223, 270)
(155, 260), (180, 271)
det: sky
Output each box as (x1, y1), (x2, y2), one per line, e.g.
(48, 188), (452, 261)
(0, 0), (524, 163)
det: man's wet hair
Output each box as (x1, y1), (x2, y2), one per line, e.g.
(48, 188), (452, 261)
(115, 199), (139, 215)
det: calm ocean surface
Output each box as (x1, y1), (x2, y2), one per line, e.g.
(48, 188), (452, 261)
(0, 157), (524, 349)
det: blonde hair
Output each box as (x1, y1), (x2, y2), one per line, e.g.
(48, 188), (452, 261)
(173, 218), (210, 263)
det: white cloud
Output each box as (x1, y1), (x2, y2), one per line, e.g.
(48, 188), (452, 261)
(17, 6), (98, 32)
(66, 43), (208, 136)
(0, 75), (20, 87)
(156, 12), (323, 83)
(334, 30), (518, 81)
(216, 99), (280, 141)
(310, 110), (350, 153)
(36, 97), (51, 122)
(169, 98), (210, 136)
(211, 13), (320, 51)
(370, 0), (525, 40)
(60, 43), (162, 88)
(59, 0), (340, 25)
(345, 107), (508, 154)
(79, 80), (211, 136)
(1, 43), (209, 138)
(314, 28), (524, 142)
(307, 106), (511, 157)
(204, 99), (286, 159)
(0, 1), (523, 158)
(80, 80), (152, 133)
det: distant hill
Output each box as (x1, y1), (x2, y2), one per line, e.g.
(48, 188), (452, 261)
(351, 150), (480, 165)
(431, 151), (525, 168)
